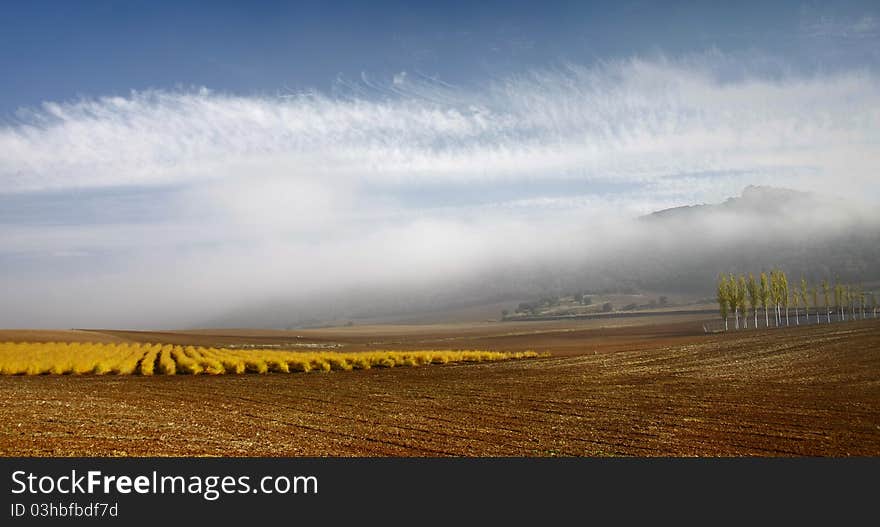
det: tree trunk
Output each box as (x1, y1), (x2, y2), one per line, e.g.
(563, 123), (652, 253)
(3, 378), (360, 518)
(765, 308), (770, 328)
(754, 308), (758, 329)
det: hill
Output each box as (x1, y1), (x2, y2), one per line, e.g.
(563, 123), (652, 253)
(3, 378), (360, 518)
(208, 186), (879, 328)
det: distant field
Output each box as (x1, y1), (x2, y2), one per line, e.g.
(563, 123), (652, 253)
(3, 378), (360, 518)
(0, 311), (713, 354)
(1, 318), (878, 456)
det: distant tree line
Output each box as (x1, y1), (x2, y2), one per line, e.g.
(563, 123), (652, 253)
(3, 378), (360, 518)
(508, 292), (669, 319)
(715, 269), (877, 331)
(515, 296), (561, 315)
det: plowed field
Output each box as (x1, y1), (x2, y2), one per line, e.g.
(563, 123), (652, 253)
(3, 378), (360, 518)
(2, 318), (878, 456)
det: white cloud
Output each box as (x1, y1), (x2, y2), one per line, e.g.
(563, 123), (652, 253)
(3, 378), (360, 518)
(1, 55), (879, 327)
(802, 12), (879, 39)
(3, 57), (879, 200)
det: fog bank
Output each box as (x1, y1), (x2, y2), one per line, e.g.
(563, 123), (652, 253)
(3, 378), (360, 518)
(1, 55), (878, 328)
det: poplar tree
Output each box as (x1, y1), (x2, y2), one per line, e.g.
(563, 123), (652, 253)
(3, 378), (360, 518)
(717, 274), (730, 331)
(769, 271), (777, 327)
(760, 272), (771, 328)
(770, 270), (782, 327)
(747, 273), (759, 329)
(781, 271), (790, 326)
(871, 292), (877, 318)
(799, 277), (809, 326)
(857, 285), (865, 320)
(848, 285), (855, 320)
(854, 286), (860, 320)
(862, 289), (868, 319)
(728, 273), (740, 330)
(834, 283), (843, 321)
(822, 279), (831, 323)
(862, 290), (867, 319)
(710, 271), (880, 328)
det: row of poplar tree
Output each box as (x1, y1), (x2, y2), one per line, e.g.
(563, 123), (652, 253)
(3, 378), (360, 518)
(716, 270), (878, 331)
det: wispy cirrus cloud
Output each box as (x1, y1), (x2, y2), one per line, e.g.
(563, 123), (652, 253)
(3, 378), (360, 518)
(3, 55), (879, 197)
(1, 54), (879, 327)
(801, 12), (878, 39)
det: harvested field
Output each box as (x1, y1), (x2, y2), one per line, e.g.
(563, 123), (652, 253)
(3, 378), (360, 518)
(1, 319), (878, 456)
(0, 311), (713, 354)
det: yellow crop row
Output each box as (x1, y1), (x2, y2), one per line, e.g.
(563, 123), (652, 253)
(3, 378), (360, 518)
(0, 342), (537, 375)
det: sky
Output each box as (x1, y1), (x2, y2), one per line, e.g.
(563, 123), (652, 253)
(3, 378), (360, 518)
(1, 1), (879, 328)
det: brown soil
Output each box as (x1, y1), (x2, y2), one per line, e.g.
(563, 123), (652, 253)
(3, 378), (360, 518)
(2, 312), (713, 354)
(0, 329), (128, 344)
(1, 318), (878, 456)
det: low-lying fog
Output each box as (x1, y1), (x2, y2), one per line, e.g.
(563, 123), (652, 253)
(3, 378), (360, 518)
(1, 55), (878, 328)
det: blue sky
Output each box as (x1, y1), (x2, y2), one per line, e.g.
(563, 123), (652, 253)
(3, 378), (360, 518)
(1, 1), (879, 327)
(2, 1), (879, 114)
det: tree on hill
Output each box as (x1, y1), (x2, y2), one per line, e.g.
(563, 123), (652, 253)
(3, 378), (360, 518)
(516, 302), (538, 315)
